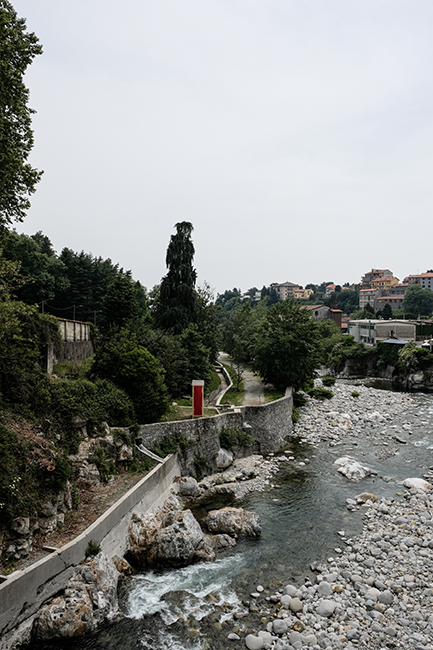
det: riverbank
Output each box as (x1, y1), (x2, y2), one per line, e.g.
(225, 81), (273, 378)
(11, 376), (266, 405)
(242, 381), (433, 650)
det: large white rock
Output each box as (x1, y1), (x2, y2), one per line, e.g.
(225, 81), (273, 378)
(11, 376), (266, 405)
(334, 456), (375, 481)
(216, 448), (233, 468)
(403, 478), (433, 492)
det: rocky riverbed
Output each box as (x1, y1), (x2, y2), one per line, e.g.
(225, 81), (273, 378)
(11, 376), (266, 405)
(27, 381), (433, 650)
(239, 382), (433, 650)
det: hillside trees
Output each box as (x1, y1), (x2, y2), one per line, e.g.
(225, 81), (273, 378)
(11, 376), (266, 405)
(0, 0), (43, 228)
(253, 301), (320, 390)
(402, 285), (433, 318)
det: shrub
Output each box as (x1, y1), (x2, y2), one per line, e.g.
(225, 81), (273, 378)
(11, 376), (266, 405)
(85, 540), (101, 557)
(48, 378), (135, 453)
(307, 387), (334, 401)
(92, 447), (116, 483)
(351, 391), (360, 398)
(219, 426), (254, 451)
(292, 407), (300, 424)
(321, 376), (336, 387)
(293, 392), (308, 407)
(92, 337), (169, 423)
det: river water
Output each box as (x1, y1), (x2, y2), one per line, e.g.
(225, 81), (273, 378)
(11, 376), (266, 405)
(35, 386), (433, 650)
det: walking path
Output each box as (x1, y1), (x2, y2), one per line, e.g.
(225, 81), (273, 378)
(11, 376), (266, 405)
(218, 352), (264, 406)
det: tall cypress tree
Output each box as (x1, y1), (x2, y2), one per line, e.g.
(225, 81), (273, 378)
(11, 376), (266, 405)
(157, 221), (197, 334)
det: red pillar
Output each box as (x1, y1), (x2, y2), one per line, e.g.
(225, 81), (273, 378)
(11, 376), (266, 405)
(192, 380), (204, 417)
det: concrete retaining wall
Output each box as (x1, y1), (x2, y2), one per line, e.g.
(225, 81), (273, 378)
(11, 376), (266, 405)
(138, 388), (293, 476)
(0, 454), (180, 647)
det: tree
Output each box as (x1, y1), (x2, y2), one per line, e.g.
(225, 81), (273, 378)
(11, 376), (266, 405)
(157, 222), (197, 334)
(382, 303), (393, 320)
(0, 1), (43, 228)
(402, 285), (433, 318)
(252, 301), (320, 390)
(99, 271), (140, 334)
(92, 336), (169, 423)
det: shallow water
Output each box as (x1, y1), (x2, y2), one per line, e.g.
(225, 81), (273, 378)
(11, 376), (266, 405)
(35, 389), (433, 650)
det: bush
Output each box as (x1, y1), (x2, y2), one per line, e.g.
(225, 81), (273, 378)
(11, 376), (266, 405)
(321, 376), (336, 387)
(85, 540), (101, 557)
(351, 391), (360, 398)
(293, 392), (308, 407)
(307, 387), (334, 401)
(49, 379), (135, 453)
(92, 337), (169, 423)
(398, 342), (433, 374)
(219, 426), (254, 451)
(292, 407), (300, 424)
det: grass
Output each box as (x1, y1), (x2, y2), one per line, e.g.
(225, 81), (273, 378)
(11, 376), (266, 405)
(52, 356), (94, 379)
(264, 387), (285, 403)
(223, 387), (245, 407)
(206, 367), (221, 394)
(159, 404), (219, 422)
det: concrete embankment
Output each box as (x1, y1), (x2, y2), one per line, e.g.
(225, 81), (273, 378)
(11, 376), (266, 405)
(1, 390), (294, 649)
(0, 454), (180, 650)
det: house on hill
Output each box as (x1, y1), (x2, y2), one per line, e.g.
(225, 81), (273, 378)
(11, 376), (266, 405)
(272, 281), (300, 301)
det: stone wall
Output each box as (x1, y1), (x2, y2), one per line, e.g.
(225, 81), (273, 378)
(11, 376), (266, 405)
(138, 389), (293, 476)
(0, 454), (180, 650)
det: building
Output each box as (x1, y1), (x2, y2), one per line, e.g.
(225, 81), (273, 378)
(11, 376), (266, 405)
(294, 288), (314, 300)
(404, 273), (433, 290)
(303, 305), (332, 321)
(361, 269), (394, 289)
(347, 319), (416, 346)
(375, 296), (405, 311)
(325, 284), (336, 296)
(359, 288), (379, 310)
(272, 281), (300, 301)
(370, 276), (399, 291)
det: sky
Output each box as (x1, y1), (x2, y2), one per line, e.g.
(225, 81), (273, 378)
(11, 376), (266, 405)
(11, 0), (433, 295)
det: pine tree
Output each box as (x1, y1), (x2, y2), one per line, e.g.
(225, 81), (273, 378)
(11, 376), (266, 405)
(157, 222), (197, 334)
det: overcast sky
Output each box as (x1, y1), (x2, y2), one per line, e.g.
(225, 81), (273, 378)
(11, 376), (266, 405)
(12, 0), (433, 295)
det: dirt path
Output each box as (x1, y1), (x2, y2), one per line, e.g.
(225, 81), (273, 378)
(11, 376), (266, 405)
(218, 353), (264, 406)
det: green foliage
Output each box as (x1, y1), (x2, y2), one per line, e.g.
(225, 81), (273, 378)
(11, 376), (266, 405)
(85, 540), (101, 558)
(307, 387), (334, 401)
(328, 335), (370, 373)
(52, 356), (94, 379)
(253, 301), (320, 390)
(0, 1), (43, 227)
(0, 301), (59, 408)
(99, 271), (143, 335)
(0, 422), (71, 525)
(206, 367), (221, 395)
(351, 391), (360, 398)
(316, 319), (345, 365)
(292, 406), (300, 423)
(402, 285), (433, 318)
(321, 376), (336, 387)
(219, 426), (254, 451)
(153, 433), (190, 457)
(193, 454), (211, 481)
(375, 341), (400, 369)
(157, 222), (197, 334)
(382, 303), (393, 320)
(180, 324), (213, 388)
(93, 447), (116, 483)
(293, 392), (308, 407)
(49, 378), (135, 452)
(398, 342), (433, 374)
(92, 336), (169, 423)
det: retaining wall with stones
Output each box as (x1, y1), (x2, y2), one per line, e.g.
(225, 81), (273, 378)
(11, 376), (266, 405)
(0, 454), (180, 650)
(138, 388), (293, 476)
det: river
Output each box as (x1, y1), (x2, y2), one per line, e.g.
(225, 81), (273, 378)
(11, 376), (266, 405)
(34, 383), (433, 650)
